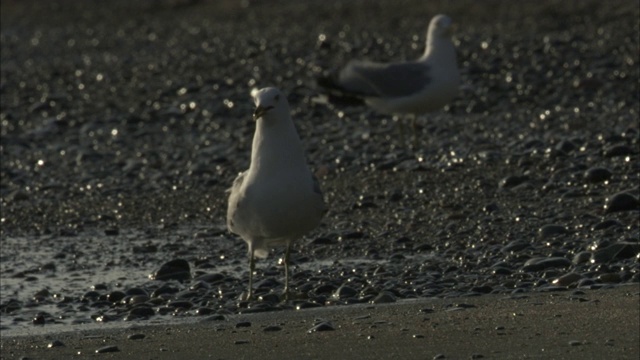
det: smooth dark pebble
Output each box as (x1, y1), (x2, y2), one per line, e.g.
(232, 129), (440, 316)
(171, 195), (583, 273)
(584, 167), (612, 183)
(501, 240), (531, 253)
(151, 259), (191, 281)
(127, 334), (145, 340)
(234, 340), (249, 345)
(522, 257), (571, 272)
(592, 219), (622, 231)
(539, 224), (568, 238)
(552, 272), (582, 286)
(569, 340), (582, 346)
(499, 175), (529, 189)
(200, 314), (225, 322)
(47, 340), (65, 348)
(597, 273), (621, 283)
(572, 251), (592, 265)
(434, 354), (446, 359)
(412, 334), (424, 339)
(32, 314), (46, 325)
(308, 322), (335, 333)
(332, 285), (358, 299)
(604, 144), (634, 157)
(95, 345), (120, 353)
(370, 292), (396, 304)
(263, 325), (282, 332)
(605, 192), (639, 213)
(592, 242), (639, 263)
(236, 321), (252, 328)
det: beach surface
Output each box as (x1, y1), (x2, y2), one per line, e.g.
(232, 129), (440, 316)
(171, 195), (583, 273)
(2, 286), (638, 359)
(1, 0), (639, 359)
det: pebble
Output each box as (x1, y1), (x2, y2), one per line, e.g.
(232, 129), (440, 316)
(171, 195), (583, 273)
(499, 175), (529, 189)
(539, 224), (569, 238)
(584, 167), (612, 183)
(552, 272), (582, 287)
(47, 340), (65, 348)
(521, 257), (572, 272)
(604, 192), (639, 213)
(150, 259), (191, 281)
(127, 334), (145, 340)
(0, 1), (637, 337)
(95, 345), (120, 353)
(263, 325), (282, 332)
(370, 292), (396, 304)
(591, 242), (639, 263)
(307, 321), (335, 333)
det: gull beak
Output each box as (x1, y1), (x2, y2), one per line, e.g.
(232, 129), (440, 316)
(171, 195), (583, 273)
(252, 105), (272, 121)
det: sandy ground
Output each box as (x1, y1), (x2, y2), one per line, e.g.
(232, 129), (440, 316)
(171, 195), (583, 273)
(1, 285), (638, 360)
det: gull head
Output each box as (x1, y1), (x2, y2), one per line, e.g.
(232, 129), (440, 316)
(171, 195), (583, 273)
(252, 87), (286, 121)
(428, 14), (454, 39)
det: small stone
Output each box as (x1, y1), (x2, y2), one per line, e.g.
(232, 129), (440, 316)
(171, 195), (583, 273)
(263, 325), (282, 332)
(584, 167), (612, 183)
(597, 273), (621, 283)
(572, 251), (592, 265)
(552, 273), (582, 287)
(332, 285), (358, 299)
(236, 321), (252, 328)
(499, 175), (529, 189)
(604, 192), (639, 213)
(127, 334), (145, 340)
(604, 144), (634, 157)
(308, 322), (335, 333)
(370, 291), (396, 304)
(569, 340), (582, 346)
(234, 340), (249, 345)
(539, 224), (569, 238)
(47, 340), (65, 348)
(591, 242), (640, 263)
(592, 219), (622, 231)
(412, 334), (424, 338)
(522, 257), (571, 272)
(95, 345), (119, 353)
(150, 259), (191, 281)
(501, 240), (531, 253)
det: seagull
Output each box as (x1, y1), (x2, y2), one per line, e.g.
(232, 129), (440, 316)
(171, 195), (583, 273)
(318, 14), (460, 140)
(226, 87), (326, 300)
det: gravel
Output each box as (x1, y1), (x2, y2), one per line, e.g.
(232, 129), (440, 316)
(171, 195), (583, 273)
(1, 0), (638, 334)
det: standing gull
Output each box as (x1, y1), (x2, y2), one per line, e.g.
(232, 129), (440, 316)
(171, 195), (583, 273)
(318, 14), (460, 138)
(227, 87), (326, 300)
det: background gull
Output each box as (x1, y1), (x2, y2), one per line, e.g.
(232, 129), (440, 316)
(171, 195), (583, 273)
(318, 14), (460, 141)
(226, 87), (326, 300)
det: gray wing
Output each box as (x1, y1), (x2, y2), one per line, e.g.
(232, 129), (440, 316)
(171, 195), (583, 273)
(339, 60), (431, 98)
(226, 171), (247, 233)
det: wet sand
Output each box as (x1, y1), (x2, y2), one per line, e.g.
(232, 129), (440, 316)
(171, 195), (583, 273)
(2, 285), (638, 359)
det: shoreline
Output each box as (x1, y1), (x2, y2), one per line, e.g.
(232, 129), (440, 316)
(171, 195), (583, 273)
(2, 285), (638, 359)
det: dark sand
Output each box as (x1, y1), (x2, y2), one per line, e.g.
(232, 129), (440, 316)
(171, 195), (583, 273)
(2, 286), (639, 359)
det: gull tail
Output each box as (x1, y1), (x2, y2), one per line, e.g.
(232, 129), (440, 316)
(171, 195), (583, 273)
(316, 72), (367, 107)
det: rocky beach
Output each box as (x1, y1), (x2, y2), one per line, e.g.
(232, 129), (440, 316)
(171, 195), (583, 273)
(1, 0), (638, 358)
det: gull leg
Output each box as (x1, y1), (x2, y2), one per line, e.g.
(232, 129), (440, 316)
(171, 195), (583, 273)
(247, 243), (255, 300)
(284, 242), (291, 300)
